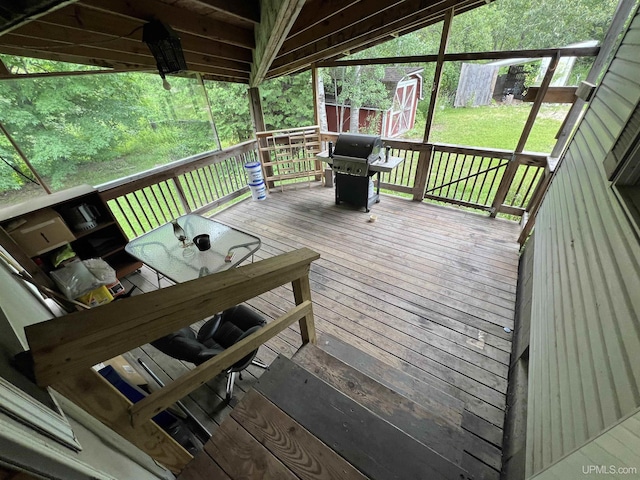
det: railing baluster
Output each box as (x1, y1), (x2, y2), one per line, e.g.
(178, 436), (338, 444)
(171, 176), (191, 213)
(445, 152), (460, 198)
(122, 194), (145, 236)
(193, 168), (210, 205)
(201, 165), (217, 202)
(486, 159), (506, 206)
(133, 190), (154, 231)
(213, 162), (228, 196)
(141, 188), (162, 226)
(519, 167), (543, 208)
(149, 185), (171, 223)
(111, 199), (136, 239)
(207, 164), (223, 200)
(509, 164), (531, 206)
(460, 155), (475, 203)
(182, 172), (199, 208)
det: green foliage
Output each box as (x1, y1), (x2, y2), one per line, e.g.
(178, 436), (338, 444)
(0, 58), (221, 192)
(260, 72), (314, 130)
(204, 81), (253, 146)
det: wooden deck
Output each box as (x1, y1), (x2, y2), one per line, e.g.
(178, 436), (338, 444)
(122, 184), (520, 479)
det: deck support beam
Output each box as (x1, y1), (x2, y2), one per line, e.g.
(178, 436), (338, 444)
(413, 7), (453, 200)
(249, 86), (275, 187)
(490, 53), (560, 218)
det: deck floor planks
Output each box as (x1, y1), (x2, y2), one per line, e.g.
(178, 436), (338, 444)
(124, 186), (519, 479)
(227, 208), (516, 330)
(230, 196), (518, 302)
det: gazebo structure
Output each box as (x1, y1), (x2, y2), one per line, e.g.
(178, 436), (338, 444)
(0, 1), (639, 480)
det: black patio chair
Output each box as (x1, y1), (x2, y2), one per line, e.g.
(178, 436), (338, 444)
(151, 304), (268, 401)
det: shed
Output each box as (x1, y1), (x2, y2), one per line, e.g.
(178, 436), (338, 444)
(324, 66), (424, 137)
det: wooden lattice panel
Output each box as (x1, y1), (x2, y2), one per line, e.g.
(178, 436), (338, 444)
(256, 126), (323, 191)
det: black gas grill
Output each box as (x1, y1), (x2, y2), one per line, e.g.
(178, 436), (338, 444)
(330, 133), (385, 212)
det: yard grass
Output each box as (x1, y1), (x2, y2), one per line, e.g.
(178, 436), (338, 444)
(406, 103), (571, 153)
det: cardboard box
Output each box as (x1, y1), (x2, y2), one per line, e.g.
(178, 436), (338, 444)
(99, 355), (148, 387)
(8, 208), (75, 257)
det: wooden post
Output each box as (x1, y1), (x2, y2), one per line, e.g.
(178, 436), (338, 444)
(413, 8), (453, 201)
(249, 86), (275, 188)
(422, 8), (454, 143)
(412, 145), (434, 201)
(490, 53), (560, 217)
(311, 65), (324, 181)
(292, 273), (316, 344)
(196, 72), (222, 149)
(0, 120), (51, 194)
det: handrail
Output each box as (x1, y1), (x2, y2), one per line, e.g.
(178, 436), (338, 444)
(98, 140), (257, 201)
(98, 139), (259, 239)
(25, 247), (319, 471)
(26, 248), (320, 387)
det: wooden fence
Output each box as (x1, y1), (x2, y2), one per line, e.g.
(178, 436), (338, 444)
(99, 140), (258, 238)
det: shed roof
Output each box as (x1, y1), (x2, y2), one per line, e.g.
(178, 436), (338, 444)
(0, 0), (490, 86)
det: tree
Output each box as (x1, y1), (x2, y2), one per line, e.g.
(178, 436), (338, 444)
(259, 72), (314, 130)
(323, 65), (390, 133)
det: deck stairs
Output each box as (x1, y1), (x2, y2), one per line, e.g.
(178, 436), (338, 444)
(178, 334), (481, 480)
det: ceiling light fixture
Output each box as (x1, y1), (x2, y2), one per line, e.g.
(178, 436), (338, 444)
(142, 20), (187, 91)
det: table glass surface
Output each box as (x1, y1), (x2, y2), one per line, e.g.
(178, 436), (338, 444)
(125, 214), (261, 283)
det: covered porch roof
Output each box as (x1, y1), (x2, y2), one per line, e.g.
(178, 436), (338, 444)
(0, 0), (489, 85)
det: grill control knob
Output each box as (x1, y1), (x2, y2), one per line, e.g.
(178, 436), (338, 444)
(346, 167), (351, 172)
(356, 168), (362, 174)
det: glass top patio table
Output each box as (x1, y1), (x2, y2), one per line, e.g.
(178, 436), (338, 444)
(125, 214), (261, 284)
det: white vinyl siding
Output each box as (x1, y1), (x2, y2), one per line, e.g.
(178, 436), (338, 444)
(526, 9), (640, 477)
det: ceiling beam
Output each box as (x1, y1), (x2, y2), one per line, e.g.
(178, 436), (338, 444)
(0, 68), (152, 80)
(0, 0), (76, 36)
(2, 30), (251, 73)
(287, 0), (360, 38)
(269, 0), (472, 77)
(280, 0), (405, 57)
(0, 43), (249, 79)
(28, 7), (253, 63)
(250, 0), (305, 87)
(78, 0), (255, 49)
(189, 0), (260, 25)
(0, 45), (144, 69)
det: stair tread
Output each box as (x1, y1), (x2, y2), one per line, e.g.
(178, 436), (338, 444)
(293, 342), (466, 466)
(231, 390), (370, 480)
(255, 355), (471, 480)
(318, 333), (465, 423)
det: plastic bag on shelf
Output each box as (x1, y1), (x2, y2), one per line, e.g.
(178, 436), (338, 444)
(83, 258), (117, 285)
(50, 258), (116, 300)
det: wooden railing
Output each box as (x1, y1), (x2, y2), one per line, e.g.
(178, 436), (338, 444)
(98, 140), (259, 239)
(320, 132), (548, 218)
(95, 133), (548, 247)
(426, 145), (548, 216)
(320, 132), (432, 197)
(25, 248), (320, 473)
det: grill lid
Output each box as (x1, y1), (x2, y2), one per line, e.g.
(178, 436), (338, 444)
(332, 133), (382, 163)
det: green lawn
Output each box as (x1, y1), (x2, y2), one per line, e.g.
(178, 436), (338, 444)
(406, 103), (570, 153)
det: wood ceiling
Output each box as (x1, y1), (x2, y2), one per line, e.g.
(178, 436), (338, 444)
(0, 0), (490, 86)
